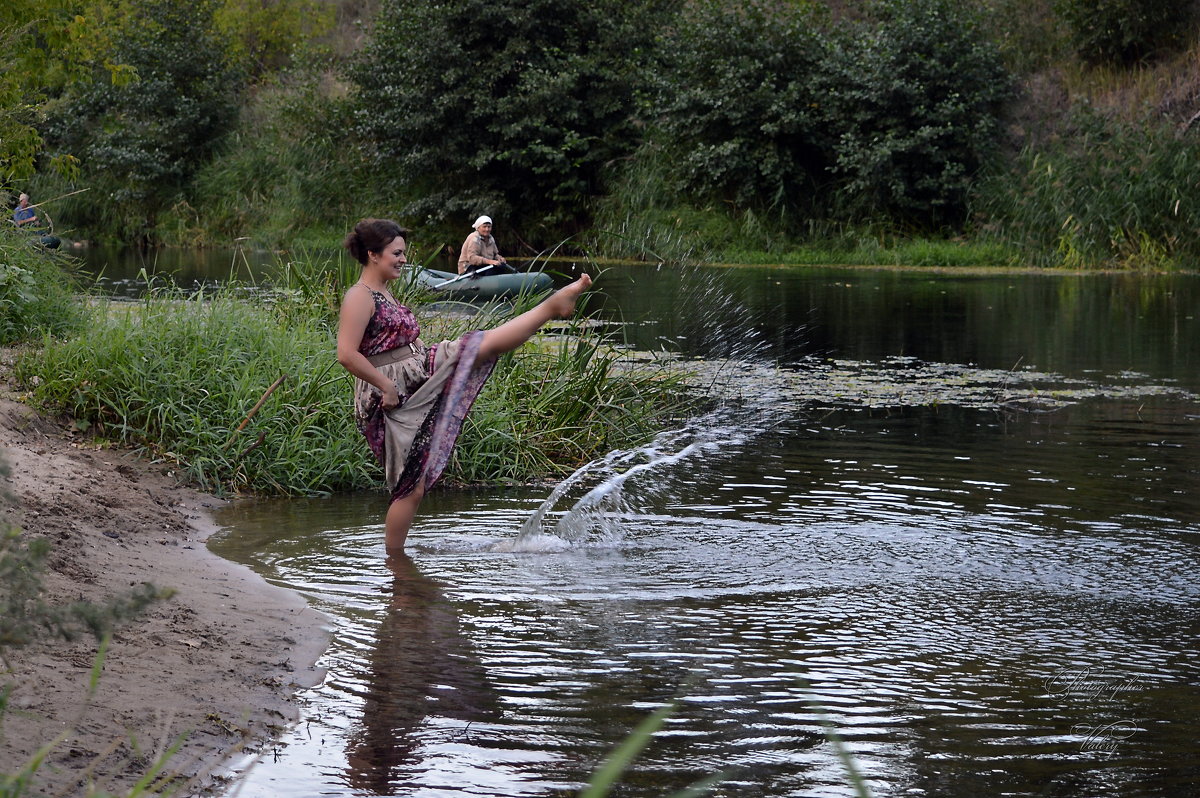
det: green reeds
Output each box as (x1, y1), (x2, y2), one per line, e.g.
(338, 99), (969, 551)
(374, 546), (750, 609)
(974, 112), (1200, 270)
(13, 267), (694, 496)
(14, 287), (378, 494)
(0, 227), (87, 345)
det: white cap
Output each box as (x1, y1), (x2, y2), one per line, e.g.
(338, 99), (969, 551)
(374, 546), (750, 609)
(472, 215), (492, 229)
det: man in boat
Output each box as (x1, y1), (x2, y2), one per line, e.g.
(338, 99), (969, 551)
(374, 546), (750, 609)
(457, 215), (517, 275)
(12, 193), (40, 229)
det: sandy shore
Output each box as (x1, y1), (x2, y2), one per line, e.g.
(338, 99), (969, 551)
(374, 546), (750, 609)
(1, 369), (329, 796)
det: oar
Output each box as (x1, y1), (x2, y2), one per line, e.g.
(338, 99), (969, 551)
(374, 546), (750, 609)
(432, 262), (502, 289)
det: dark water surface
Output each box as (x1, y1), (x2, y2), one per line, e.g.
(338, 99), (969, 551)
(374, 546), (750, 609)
(206, 262), (1200, 797)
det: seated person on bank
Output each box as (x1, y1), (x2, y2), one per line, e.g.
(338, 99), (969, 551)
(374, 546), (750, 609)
(12, 193), (40, 229)
(457, 215), (516, 275)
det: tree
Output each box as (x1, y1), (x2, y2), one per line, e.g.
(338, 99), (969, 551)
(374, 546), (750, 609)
(40, 0), (241, 244)
(648, 0), (833, 215)
(1, 1), (122, 188)
(349, 0), (668, 241)
(1054, 0), (1194, 66)
(819, 0), (1012, 227)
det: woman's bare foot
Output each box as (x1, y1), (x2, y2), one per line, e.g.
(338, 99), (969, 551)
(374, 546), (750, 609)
(546, 273), (592, 318)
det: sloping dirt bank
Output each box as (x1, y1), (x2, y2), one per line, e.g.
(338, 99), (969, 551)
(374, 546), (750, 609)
(1, 365), (329, 797)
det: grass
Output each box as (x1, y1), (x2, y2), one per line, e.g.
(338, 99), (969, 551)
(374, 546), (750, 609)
(11, 253), (696, 496)
(720, 237), (1020, 268)
(973, 111), (1200, 270)
(0, 227), (88, 345)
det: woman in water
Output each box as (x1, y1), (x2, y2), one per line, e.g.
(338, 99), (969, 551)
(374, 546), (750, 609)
(336, 218), (591, 553)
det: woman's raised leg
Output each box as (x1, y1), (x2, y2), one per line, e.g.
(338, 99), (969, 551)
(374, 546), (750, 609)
(476, 274), (592, 362)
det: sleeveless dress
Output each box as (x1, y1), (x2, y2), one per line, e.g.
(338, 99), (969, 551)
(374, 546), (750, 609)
(352, 289), (496, 501)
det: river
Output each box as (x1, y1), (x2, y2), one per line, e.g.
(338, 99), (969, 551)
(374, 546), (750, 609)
(90, 250), (1200, 797)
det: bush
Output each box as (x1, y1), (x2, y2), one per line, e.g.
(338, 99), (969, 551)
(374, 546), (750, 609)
(647, 0), (832, 215)
(1054, 0), (1194, 65)
(184, 63), (368, 248)
(0, 228), (86, 345)
(40, 0), (242, 246)
(603, 0), (1012, 245)
(820, 0), (1013, 227)
(348, 0), (666, 243)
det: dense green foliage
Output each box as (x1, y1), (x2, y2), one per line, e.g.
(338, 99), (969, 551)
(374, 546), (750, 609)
(598, 0), (1011, 256)
(820, 0), (1011, 226)
(40, 0), (242, 245)
(649, 0), (830, 216)
(6, 0), (1200, 267)
(0, 228), (87, 345)
(349, 0), (665, 239)
(185, 64), (364, 247)
(1053, 0), (1193, 65)
(975, 111), (1200, 269)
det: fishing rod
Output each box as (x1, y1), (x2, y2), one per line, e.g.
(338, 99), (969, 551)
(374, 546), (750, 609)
(26, 187), (90, 209)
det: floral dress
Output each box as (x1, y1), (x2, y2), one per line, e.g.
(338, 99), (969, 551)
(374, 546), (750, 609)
(352, 289), (495, 501)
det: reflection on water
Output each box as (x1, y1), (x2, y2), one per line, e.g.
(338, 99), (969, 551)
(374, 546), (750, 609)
(345, 555), (499, 795)
(207, 265), (1200, 797)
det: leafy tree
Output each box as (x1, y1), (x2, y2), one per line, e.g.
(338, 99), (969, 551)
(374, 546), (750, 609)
(647, 0), (833, 215)
(819, 0), (1012, 227)
(1, 23), (43, 186)
(629, 0), (1009, 231)
(41, 0), (242, 245)
(1, 1), (121, 187)
(349, 0), (667, 241)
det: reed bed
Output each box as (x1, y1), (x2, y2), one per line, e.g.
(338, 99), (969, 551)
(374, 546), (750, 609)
(975, 113), (1200, 269)
(13, 265), (694, 496)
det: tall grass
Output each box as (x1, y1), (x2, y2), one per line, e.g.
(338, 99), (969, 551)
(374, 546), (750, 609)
(975, 111), (1200, 269)
(12, 257), (694, 496)
(14, 288), (363, 495)
(721, 236), (1018, 268)
(0, 227), (87, 345)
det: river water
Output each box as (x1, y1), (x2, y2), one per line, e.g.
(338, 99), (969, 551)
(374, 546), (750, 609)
(180, 257), (1200, 798)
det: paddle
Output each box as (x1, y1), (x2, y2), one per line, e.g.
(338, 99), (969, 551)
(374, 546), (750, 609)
(432, 262), (503, 289)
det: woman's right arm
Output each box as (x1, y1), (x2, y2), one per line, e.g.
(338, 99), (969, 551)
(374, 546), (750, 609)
(337, 288), (401, 408)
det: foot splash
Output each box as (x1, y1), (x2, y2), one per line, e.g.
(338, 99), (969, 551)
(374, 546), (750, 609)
(493, 405), (772, 553)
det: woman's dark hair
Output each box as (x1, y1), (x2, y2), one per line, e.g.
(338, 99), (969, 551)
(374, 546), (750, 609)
(344, 218), (409, 265)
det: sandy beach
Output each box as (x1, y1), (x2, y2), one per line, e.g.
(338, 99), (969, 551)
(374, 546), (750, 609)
(1, 362), (329, 796)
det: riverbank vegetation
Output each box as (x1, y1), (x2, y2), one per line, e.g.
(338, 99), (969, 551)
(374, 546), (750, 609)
(5, 0), (1200, 269)
(0, 228), (86, 344)
(7, 246), (693, 496)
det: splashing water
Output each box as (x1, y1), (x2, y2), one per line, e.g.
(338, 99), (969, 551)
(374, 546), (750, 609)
(495, 366), (793, 554)
(490, 257), (797, 554)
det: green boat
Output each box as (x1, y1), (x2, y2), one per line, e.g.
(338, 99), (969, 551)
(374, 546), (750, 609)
(410, 266), (554, 301)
